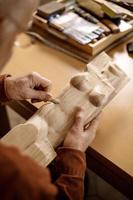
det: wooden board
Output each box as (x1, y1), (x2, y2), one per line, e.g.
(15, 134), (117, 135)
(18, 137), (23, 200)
(1, 52), (129, 167)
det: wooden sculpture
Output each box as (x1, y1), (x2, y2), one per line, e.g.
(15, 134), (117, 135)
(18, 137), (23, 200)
(1, 52), (129, 167)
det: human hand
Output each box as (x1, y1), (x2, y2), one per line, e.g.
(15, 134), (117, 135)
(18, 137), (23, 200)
(63, 107), (100, 152)
(5, 72), (52, 102)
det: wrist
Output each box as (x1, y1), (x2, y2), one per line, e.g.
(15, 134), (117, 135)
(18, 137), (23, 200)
(63, 143), (85, 152)
(56, 147), (86, 176)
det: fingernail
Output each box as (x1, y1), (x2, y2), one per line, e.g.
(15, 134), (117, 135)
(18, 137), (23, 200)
(31, 99), (41, 103)
(76, 106), (84, 113)
(45, 94), (53, 101)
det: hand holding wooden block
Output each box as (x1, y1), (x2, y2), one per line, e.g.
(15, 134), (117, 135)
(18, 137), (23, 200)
(1, 52), (129, 167)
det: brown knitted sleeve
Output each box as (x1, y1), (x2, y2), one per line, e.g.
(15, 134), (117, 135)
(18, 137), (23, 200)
(54, 147), (86, 200)
(0, 74), (11, 103)
(0, 143), (57, 200)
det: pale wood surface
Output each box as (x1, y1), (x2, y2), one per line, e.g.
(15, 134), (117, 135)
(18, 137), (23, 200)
(93, 41), (133, 177)
(2, 34), (133, 176)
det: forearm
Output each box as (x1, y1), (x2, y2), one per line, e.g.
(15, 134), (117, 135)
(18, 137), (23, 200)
(54, 147), (86, 200)
(0, 74), (10, 103)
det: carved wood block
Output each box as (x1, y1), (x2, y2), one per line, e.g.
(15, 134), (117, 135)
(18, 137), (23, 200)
(1, 52), (129, 167)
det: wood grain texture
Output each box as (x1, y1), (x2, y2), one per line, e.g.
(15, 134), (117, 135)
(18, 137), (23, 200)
(1, 52), (128, 167)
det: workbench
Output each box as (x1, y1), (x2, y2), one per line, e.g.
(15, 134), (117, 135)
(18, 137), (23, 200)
(1, 33), (133, 199)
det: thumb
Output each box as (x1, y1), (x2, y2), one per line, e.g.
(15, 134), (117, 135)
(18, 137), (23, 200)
(72, 107), (84, 129)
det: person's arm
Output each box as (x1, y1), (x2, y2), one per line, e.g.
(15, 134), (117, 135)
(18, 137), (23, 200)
(54, 147), (86, 200)
(0, 74), (11, 103)
(0, 143), (57, 200)
(53, 108), (100, 200)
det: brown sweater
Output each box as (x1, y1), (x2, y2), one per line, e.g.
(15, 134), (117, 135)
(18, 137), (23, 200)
(0, 75), (86, 200)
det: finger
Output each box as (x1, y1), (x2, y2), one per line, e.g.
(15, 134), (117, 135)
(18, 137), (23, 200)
(31, 99), (42, 103)
(28, 89), (53, 101)
(72, 107), (84, 129)
(85, 116), (100, 132)
(34, 85), (46, 91)
(30, 72), (52, 92)
(86, 128), (97, 144)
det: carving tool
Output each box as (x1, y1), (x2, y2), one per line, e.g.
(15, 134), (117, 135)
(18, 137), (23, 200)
(108, 0), (133, 12)
(37, 1), (65, 19)
(97, 22), (111, 35)
(101, 19), (120, 33)
(32, 85), (60, 104)
(49, 99), (60, 104)
(74, 5), (99, 24)
(76, 0), (104, 18)
(31, 98), (60, 104)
